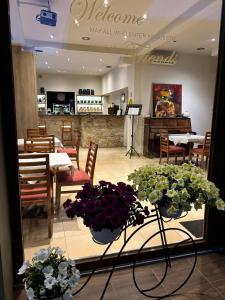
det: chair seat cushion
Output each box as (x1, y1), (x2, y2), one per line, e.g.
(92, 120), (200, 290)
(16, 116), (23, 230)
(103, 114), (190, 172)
(21, 187), (47, 200)
(192, 148), (203, 154)
(57, 148), (77, 155)
(57, 170), (90, 184)
(168, 145), (185, 153)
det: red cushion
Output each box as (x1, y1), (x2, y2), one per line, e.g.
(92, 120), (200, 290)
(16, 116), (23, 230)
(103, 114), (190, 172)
(57, 170), (90, 184)
(20, 187), (47, 200)
(168, 145), (185, 153)
(57, 148), (77, 155)
(192, 148), (203, 154)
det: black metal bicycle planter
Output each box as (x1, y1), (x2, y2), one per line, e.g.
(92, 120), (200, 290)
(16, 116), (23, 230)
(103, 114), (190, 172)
(73, 206), (197, 299)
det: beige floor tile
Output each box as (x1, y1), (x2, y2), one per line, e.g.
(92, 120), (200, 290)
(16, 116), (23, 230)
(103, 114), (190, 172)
(23, 147), (206, 261)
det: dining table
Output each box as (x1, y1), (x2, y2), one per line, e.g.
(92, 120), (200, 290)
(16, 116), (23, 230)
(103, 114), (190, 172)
(17, 137), (63, 152)
(169, 133), (205, 160)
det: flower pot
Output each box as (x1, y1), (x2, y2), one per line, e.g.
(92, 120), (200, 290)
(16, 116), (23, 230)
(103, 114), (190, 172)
(158, 204), (182, 219)
(35, 293), (70, 300)
(90, 227), (121, 244)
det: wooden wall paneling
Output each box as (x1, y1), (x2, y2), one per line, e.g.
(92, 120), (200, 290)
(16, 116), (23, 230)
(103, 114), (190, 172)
(12, 46), (38, 138)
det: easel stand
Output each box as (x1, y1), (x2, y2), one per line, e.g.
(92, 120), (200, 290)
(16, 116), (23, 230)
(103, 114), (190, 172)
(125, 115), (140, 158)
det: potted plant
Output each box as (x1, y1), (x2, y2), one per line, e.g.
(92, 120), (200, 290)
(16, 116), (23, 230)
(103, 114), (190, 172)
(128, 163), (225, 218)
(18, 247), (80, 300)
(63, 181), (150, 244)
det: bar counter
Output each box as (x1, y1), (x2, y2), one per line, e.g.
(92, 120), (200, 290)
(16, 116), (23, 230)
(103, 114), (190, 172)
(39, 114), (125, 147)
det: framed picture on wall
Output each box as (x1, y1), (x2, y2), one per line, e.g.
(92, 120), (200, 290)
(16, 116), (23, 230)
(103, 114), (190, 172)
(152, 83), (182, 117)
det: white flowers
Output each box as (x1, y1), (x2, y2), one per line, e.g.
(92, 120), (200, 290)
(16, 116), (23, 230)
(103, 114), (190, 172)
(35, 248), (49, 262)
(18, 260), (29, 275)
(44, 276), (58, 290)
(18, 247), (80, 299)
(42, 265), (54, 278)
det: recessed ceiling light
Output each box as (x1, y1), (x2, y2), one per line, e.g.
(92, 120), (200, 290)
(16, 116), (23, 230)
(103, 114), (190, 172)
(104, 0), (109, 7)
(196, 47), (205, 51)
(74, 19), (79, 26)
(67, 58), (70, 62)
(124, 35), (128, 40)
(56, 50), (59, 54)
(50, 34), (54, 39)
(99, 58), (103, 62)
(143, 13), (147, 20)
(82, 36), (90, 40)
(45, 61), (48, 65)
(106, 65), (112, 68)
(210, 38), (216, 42)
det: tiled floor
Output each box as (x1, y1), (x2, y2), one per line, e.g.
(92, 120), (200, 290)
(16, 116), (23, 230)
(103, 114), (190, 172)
(22, 148), (205, 261)
(15, 252), (225, 299)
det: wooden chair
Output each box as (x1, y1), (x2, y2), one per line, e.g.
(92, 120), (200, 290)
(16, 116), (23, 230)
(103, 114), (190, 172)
(189, 132), (211, 168)
(24, 135), (55, 153)
(57, 130), (81, 169)
(61, 121), (73, 146)
(38, 121), (47, 135)
(159, 130), (186, 164)
(56, 142), (98, 213)
(27, 128), (46, 138)
(18, 154), (53, 238)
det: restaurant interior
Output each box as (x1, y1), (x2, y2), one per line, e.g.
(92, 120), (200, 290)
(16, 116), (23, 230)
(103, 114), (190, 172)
(5, 0), (225, 298)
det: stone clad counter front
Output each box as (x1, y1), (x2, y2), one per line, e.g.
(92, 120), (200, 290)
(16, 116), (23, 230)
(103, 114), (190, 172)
(39, 115), (125, 148)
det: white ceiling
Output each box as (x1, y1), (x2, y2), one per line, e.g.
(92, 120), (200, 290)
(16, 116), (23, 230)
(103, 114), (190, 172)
(10, 0), (222, 75)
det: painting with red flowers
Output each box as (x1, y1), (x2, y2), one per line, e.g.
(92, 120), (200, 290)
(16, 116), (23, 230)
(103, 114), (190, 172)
(152, 83), (182, 117)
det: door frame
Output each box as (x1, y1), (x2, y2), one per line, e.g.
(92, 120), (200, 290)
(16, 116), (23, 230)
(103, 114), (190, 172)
(1, 0), (225, 285)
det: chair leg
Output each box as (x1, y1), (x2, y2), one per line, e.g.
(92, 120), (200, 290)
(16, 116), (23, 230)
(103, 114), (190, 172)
(175, 154), (177, 164)
(48, 203), (52, 238)
(56, 182), (61, 216)
(76, 157), (80, 170)
(182, 151), (185, 163)
(159, 151), (162, 164)
(167, 152), (169, 164)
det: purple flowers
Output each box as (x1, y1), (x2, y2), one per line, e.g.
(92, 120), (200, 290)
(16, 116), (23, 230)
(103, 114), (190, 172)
(63, 181), (150, 231)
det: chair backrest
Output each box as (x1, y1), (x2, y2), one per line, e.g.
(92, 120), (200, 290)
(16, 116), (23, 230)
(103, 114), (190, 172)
(203, 132), (211, 155)
(24, 135), (55, 153)
(38, 121), (47, 135)
(74, 130), (81, 149)
(18, 154), (51, 205)
(160, 130), (169, 151)
(27, 128), (46, 138)
(62, 121), (72, 130)
(85, 142), (98, 184)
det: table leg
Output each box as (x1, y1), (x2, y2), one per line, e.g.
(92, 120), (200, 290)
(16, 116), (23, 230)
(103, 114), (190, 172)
(188, 142), (194, 161)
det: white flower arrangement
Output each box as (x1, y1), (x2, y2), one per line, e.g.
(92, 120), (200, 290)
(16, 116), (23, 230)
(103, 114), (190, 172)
(18, 247), (80, 300)
(128, 163), (225, 215)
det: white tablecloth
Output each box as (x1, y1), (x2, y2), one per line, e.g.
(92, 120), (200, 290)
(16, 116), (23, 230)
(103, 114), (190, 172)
(169, 134), (204, 145)
(17, 137), (63, 152)
(19, 153), (73, 170)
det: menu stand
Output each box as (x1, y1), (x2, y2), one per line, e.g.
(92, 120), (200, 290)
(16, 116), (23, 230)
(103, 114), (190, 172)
(125, 104), (142, 158)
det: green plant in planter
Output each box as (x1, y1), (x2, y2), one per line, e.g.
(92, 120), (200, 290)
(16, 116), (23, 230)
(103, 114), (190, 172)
(128, 163), (225, 215)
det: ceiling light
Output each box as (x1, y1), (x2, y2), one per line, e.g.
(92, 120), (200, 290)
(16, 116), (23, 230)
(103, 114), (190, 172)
(56, 50), (59, 54)
(143, 13), (147, 20)
(100, 58), (103, 62)
(210, 38), (216, 42)
(67, 58), (70, 62)
(196, 47), (205, 51)
(82, 36), (90, 40)
(50, 34), (54, 39)
(74, 19), (79, 26)
(104, 0), (109, 7)
(45, 61), (48, 65)
(124, 35), (128, 40)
